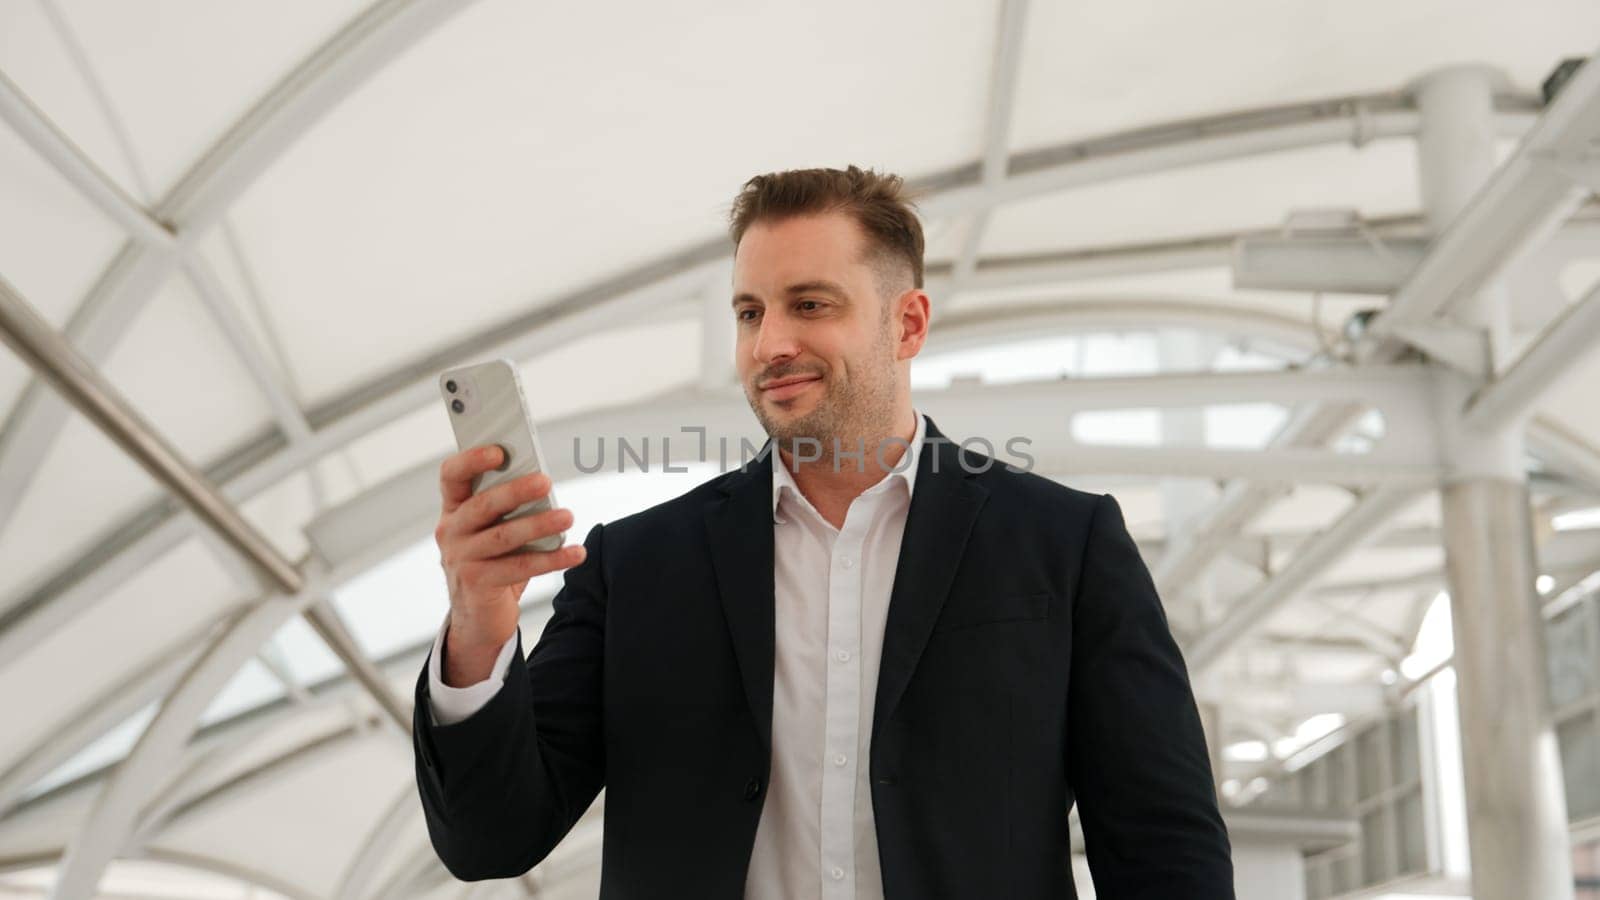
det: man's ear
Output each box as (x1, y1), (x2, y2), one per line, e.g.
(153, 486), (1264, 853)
(894, 288), (931, 362)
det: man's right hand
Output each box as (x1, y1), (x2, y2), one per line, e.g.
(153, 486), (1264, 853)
(435, 444), (586, 687)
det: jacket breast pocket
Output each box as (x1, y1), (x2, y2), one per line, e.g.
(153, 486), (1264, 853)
(931, 590), (1052, 633)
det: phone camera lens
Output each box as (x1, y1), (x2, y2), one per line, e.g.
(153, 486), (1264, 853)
(445, 379), (458, 393)
(451, 399), (464, 414)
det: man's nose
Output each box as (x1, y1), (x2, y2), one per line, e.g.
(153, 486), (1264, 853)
(751, 313), (799, 367)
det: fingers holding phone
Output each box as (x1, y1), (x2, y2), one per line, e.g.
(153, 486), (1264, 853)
(434, 445), (585, 684)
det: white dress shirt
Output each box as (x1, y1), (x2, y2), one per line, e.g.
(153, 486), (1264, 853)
(428, 410), (927, 900)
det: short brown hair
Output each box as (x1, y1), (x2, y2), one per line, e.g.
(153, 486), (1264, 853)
(727, 165), (925, 295)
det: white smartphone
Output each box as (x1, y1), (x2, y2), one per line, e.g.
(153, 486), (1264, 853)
(439, 358), (566, 553)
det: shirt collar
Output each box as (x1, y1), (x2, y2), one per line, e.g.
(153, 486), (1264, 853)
(770, 409), (926, 524)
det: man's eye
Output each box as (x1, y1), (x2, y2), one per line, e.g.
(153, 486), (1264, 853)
(798, 300), (821, 312)
(736, 309), (758, 322)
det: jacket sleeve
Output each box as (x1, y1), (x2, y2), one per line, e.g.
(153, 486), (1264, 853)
(1065, 493), (1234, 898)
(413, 522), (609, 880)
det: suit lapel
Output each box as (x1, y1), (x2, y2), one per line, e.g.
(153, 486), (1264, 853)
(704, 443), (777, 754)
(872, 417), (989, 745)
(702, 418), (990, 757)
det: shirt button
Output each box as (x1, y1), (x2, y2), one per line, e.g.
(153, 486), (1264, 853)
(834, 753), (848, 766)
(743, 777), (762, 801)
(841, 557), (854, 569)
(835, 649), (851, 662)
(829, 866), (845, 880)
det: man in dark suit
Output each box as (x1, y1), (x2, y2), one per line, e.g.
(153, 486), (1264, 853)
(415, 166), (1233, 898)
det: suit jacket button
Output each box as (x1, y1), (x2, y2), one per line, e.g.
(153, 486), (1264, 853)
(744, 777), (762, 801)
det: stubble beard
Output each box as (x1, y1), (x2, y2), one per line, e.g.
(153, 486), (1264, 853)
(746, 319), (900, 472)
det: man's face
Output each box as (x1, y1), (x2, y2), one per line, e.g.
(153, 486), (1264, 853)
(732, 211), (908, 453)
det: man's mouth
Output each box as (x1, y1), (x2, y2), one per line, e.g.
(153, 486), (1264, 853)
(759, 374), (822, 401)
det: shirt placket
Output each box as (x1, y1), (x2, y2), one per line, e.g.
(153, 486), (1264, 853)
(820, 492), (875, 899)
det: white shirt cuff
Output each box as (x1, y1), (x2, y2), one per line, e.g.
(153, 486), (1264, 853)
(426, 614), (519, 727)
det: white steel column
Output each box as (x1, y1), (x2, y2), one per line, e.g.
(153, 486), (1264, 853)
(1415, 65), (1574, 900)
(50, 590), (317, 900)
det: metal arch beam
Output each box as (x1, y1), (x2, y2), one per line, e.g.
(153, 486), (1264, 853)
(49, 591), (320, 900)
(122, 698), (381, 849)
(379, 807), (604, 900)
(0, 70), (176, 251)
(930, 211), (1427, 295)
(0, 601), (560, 842)
(1142, 517), (1593, 563)
(199, 239), (343, 509)
(1195, 676), (1390, 722)
(925, 296), (1341, 359)
(0, 0), (483, 538)
(917, 93), (1535, 221)
(132, 717), (380, 843)
(1151, 406), (1379, 598)
(335, 785), (421, 900)
(180, 256), (316, 444)
(1300, 594), (1410, 663)
(1464, 279), (1600, 432)
(1532, 417), (1600, 495)
(141, 847), (327, 900)
(126, 742), (245, 848)
(0, 847), (322, 900)
(34, 0), (155, 202)
(254, 638), (314, 705)
(1185, 483), (1427, 672)
(0, 609), (227, 816)
(216, 217), (370, 498)
(938, 230), (1234, 293)
(14, 612), (571, 896)
(177, 255), (338, 512)
(940, 363), (1430, 413)
(949, 0), (1030, 290)
(0, 510), (222, 681)
(370, 843), (449, 900)
(136, 629), (553, 899)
